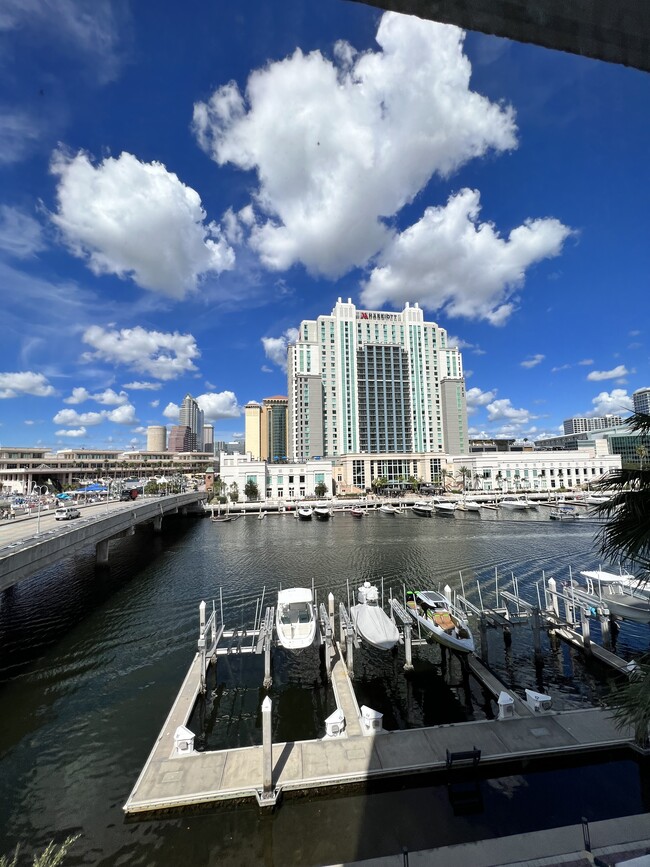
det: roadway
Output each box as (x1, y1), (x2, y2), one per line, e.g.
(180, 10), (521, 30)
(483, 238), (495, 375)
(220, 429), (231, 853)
(0, 493), (206, 592)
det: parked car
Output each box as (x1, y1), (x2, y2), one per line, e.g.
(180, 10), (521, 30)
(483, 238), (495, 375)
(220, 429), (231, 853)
(120, 489), (139, 501)
(55, 507), (81, 521)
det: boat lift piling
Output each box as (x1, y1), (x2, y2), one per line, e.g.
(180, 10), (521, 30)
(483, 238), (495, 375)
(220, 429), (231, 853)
(389, 597), (415, 670)
(318, 601), (333, 681)
(339, 602), (357, 677)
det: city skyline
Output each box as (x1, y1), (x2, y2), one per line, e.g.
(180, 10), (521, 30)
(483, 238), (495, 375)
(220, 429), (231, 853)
(1, 1), (648, 451)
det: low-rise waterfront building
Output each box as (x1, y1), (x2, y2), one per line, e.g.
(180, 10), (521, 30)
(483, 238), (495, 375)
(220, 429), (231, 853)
(0, 446), (214, 494)
(218, 452), (334, 502)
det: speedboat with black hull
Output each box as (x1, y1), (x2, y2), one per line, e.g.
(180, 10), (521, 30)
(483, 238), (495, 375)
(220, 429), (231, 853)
(350, 581), (399, 650)
(411, 501), (434, 517)
(314, 505), (332, 520)
(405, 589), (474, 653)
(297, 506), (313, 520)
(276, 588), (317, 650)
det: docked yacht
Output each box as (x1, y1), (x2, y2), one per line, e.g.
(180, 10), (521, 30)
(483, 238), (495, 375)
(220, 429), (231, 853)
(297, 506), (314, 520)
(411, 501), (435, 517)
(432, 498), (456, 516)
(314, 506), (332, 520)
(378, 503), (400, 515)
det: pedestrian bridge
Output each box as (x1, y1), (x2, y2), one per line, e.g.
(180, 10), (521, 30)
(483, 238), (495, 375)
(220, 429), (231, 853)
(0, 492), (206, 592)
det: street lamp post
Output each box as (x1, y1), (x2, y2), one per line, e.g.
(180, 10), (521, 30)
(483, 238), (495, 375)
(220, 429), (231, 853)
(35, 484), (48, 534)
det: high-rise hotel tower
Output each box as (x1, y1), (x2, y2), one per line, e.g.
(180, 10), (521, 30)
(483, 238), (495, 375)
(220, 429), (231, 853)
(287, 299), (468, 460)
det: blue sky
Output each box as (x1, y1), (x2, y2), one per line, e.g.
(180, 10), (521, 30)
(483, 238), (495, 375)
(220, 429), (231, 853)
(1, 0), (648, 451)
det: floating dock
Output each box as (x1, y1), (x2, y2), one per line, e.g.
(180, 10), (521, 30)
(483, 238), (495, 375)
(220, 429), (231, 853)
(124, 631), (637, 816)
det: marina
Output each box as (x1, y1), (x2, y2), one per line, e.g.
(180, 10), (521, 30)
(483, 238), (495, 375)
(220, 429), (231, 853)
(1, 503), (649, 865)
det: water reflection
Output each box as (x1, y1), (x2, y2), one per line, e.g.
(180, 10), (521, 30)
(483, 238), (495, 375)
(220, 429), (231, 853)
(0, 510), (648, 865)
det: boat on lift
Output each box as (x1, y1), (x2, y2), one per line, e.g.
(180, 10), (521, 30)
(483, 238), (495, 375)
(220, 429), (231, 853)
(378, 503), (400, 515)
(297, 506), (314, 520)
(314, 505), (332, 520)
(570, 568), (650, 623)
(406, 589), (474, 653)
(276, 587), (317, 650)
(350, 581), (399, 650)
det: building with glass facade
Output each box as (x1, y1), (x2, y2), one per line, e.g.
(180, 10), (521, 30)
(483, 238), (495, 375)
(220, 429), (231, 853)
(287, 298), (468, 461)
(179, 394), (204, 451)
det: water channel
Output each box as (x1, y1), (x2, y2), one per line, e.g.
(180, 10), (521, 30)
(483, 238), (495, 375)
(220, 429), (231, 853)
(0, 507), (648, 865)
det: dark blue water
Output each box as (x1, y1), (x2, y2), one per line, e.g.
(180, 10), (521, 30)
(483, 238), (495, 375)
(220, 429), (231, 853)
(0, 509), (648, 865)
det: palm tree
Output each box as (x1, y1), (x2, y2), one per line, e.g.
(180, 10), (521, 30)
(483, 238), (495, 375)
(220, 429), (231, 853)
(457, 466), (471, 494)
(593, 411), (650, 745)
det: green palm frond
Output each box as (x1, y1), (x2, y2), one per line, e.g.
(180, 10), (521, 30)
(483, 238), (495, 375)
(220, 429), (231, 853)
(594, 412), (650, 573)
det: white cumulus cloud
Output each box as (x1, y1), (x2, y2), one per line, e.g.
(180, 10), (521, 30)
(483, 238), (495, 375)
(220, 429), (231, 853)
(163, 402), (179, 420)
(81, 325), (200, 380)
(53, 408), (105, 426)
(196, 391), (241, 420)
(486, 398), (535, 424)
(361, 189), (572, 324)
(466, 387), (497, 415)
(0, 371), (55, 398)
(55, 427), (87, 438)
(587, 365), (629, 382)
(64, 386), (129, 405)
(193, 13), (517, 277)
(262, 328), (299, 371)
(50, 150), (235, 297)
(589, 389), (633, 417)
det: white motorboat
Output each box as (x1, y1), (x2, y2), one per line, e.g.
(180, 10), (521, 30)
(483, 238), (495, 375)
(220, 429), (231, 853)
(297, 506), (313, 520)
(314, 506), (332, 520)
(585, 494), (610, 505)
(432, 498), (456, 516)
(276, 588), (317, 650)
(549, 506), (582, 521)
(571, 568), (650, 623)
(411, 501), (435, 517)
(350, 581), (399, 650)
(349, 507), (365, 518)
(379, 503), (400, 515)
(406, 589), (474, 653)
(460, 499), (482, 512)
(499, 495), (530, 510)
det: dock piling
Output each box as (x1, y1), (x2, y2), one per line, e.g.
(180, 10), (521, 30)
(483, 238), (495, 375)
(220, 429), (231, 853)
(255, 696), (280, 808)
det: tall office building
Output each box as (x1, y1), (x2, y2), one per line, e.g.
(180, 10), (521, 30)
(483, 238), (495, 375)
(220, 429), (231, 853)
(147, 425), (167, 451)
(203, 424), (214, 454)
(244, 401), (263, 459)
(168, 425), (192, 452)
(179, 394), (204, 451)
(563, 415), (624, 435)
(244, 397), (288, 461)
(287, 298), (468, 460)
(633, 388), (650, 415)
